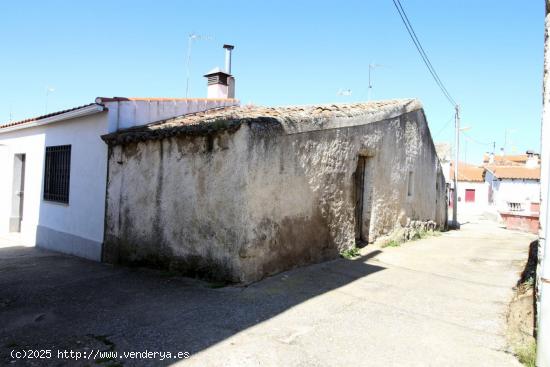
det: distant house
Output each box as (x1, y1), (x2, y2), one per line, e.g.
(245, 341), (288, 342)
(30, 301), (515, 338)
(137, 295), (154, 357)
(101, 99), (447, 282)
(483, 152), (540, 233)
(439, 151), (540, 232)
(449, 161), (488, 209)
(483, 152), (540, 212)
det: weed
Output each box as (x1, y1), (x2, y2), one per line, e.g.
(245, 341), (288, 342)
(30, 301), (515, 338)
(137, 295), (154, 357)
(382, 240), (401, 248)
(412, 229), (440, 241)
(340, 247), (361, 259)
(514, 340), (536, 367)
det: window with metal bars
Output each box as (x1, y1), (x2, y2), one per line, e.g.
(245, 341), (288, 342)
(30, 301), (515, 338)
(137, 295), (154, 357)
(43, 145), (71, 204)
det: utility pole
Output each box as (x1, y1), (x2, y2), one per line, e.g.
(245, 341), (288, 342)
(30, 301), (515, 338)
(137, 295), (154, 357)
(537, 2), (550, 365)
(452, 104), (460, 228)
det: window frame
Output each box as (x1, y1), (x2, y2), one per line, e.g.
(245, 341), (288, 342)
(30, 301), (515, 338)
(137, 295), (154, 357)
(43, 144), (72, 204)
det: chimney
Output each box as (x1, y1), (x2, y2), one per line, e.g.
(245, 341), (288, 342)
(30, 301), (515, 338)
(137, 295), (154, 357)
(223, 44), (234, 74)
(526, 150), (539, 168)
(204, 45), (235, 99)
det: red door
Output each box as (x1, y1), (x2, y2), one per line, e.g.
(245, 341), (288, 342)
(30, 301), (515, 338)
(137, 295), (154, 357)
(465, 189), (475, 203)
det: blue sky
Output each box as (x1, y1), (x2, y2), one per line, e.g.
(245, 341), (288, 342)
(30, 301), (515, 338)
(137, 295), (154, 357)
(0, 1), (543, 164)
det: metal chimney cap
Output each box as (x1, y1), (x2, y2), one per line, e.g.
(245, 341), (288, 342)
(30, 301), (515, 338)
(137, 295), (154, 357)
(203, 66), (231, 77)
(223, 44), (235, 50)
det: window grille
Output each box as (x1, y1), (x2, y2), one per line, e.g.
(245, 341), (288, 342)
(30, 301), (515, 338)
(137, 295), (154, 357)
(43, 145), (71, 204)
(507, 202), (523, 212)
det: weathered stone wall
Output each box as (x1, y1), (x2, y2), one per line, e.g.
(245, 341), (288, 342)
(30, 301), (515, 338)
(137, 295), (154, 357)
(239, 109), (446, 280)
(104, 105), (446, 282)
(104, 129), (251, 281)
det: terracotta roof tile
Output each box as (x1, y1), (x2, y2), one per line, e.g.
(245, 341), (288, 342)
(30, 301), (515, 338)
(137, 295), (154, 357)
(450, 162), (485, 182)
(486, 165), (540, 180)
(101, 99), (420, 145)
(482, 153), (540, 165)
(0, 103), (98, 130)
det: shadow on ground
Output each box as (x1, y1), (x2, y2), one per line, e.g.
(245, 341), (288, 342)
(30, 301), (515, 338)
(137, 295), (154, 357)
(0, 246), (384, 366)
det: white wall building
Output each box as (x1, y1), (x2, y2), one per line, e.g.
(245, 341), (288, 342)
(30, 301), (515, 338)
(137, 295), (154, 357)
(449, 161), (489, 212)
(0, 97), (238, 261)
(484, 165), (540, 212)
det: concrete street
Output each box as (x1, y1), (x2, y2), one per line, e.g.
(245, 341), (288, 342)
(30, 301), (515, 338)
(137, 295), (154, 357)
(0, 216), (535, 366)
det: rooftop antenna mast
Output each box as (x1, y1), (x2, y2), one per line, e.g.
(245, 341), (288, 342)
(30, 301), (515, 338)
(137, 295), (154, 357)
(337, 89), (353, 97)
(368, 63), (384, 100)
(45, 87), (55, 114)
(185, 33), (212, 98)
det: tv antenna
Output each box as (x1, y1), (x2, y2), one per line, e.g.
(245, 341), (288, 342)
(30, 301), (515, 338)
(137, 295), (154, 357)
(337, 89), (353, 97)
(185, 33), (213, 98)
(368, 63), (384, 100)
(45, 87), (55, 114)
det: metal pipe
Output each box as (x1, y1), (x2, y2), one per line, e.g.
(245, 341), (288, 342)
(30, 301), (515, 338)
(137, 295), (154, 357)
(452, 105), (460, 228)
(223, 44), (234, 75)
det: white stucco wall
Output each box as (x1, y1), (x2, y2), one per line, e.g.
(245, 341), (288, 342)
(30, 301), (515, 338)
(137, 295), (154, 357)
(100, 98), (239, 131)
(456, 181), (489, 206)
(485, 170), (540, 211)
(0, 113), (109, 258)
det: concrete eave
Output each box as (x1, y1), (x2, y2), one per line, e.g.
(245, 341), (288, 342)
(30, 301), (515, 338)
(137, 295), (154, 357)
(0, 104), (107, 134)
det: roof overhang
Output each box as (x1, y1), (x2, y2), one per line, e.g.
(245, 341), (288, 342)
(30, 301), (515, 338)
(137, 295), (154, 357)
(0, 104), (106, 134)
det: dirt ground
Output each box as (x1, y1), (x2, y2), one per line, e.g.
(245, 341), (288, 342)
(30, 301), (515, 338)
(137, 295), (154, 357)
(506, 240), (538, 365)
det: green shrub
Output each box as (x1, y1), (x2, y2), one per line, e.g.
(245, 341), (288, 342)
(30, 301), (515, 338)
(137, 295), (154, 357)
(340, 247), (361, 259)
(382, 240), (401, 248)
(515, 340), (536, 367)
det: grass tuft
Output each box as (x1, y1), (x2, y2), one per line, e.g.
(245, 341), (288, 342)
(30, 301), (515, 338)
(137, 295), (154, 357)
(514, 340), (536, 367)
(340, 247), (361, 259)
(382, 240), (401, 248)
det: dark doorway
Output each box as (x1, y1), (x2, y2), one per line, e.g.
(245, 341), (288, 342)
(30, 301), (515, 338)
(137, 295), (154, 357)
(10, 154), (26, 232)
(354, 156), (373, 246)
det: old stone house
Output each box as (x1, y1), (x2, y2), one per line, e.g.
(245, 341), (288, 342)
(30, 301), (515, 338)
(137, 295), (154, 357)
(101, 99), (447, 283)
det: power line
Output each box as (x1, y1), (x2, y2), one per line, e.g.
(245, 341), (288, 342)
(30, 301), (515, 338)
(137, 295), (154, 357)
(391, 0), (457, 107)
(433, 114), (456, 138)
(462, 131), (493, 146)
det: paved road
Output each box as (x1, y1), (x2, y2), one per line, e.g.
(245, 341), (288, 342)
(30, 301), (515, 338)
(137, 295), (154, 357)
(0, 218), (535, 366)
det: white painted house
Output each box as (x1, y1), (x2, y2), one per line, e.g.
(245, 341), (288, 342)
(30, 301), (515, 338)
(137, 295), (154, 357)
(0, 97), (238, 260)
(449, 161), (489, 211)
(484, 161), (541, 212)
